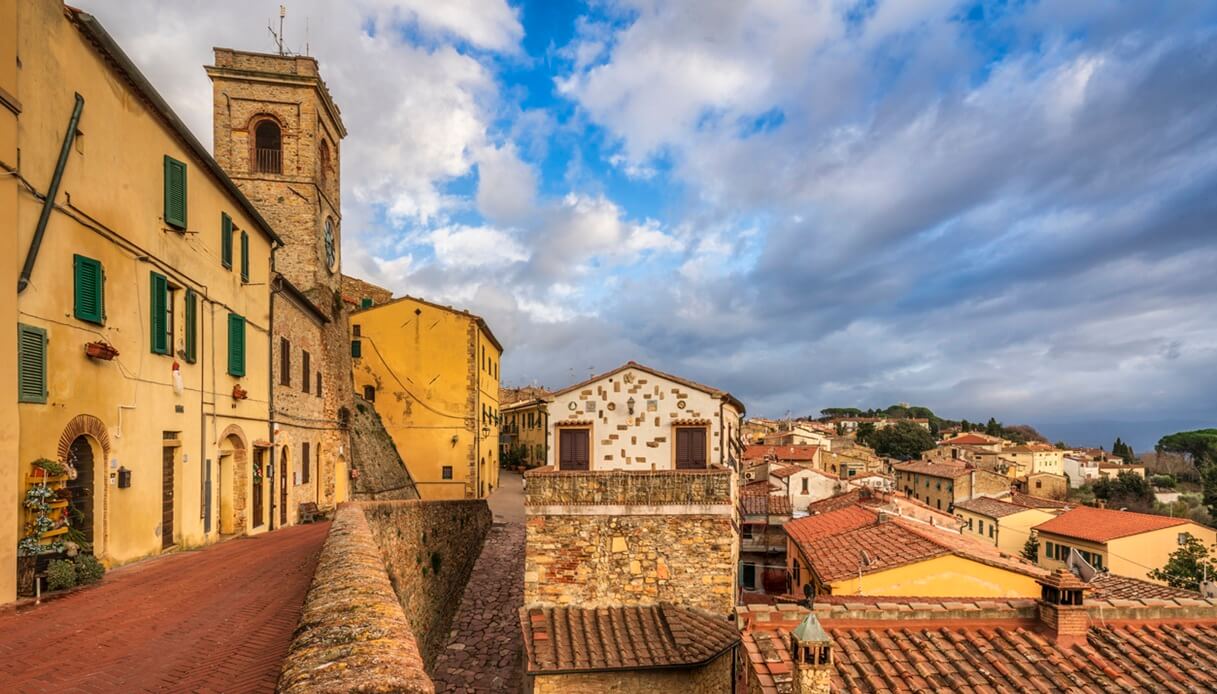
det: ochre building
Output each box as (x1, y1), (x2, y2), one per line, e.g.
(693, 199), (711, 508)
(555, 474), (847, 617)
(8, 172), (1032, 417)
(351, 296), (502, 499)
(10, 2), (279, 594)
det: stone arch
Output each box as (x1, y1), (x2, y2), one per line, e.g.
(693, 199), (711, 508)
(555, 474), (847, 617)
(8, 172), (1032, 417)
(57, 414), (111, 465)
(249, 113), (284, 174)
(217, 424), (249, 535)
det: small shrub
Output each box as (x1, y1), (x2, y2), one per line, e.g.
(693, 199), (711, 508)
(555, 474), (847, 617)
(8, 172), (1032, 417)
(75, 554), (105, 584)
(46, 559), (77, 591)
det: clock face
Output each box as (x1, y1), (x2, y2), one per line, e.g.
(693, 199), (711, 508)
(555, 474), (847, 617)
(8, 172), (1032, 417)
(323, 218), (337, 272)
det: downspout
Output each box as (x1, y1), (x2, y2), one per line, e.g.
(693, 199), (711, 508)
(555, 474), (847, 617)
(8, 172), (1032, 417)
(18, 92), (83, 293)
(268, 249), (280, 528)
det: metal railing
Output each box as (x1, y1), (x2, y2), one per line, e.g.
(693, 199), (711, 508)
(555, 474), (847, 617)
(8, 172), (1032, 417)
(254, 147), (282, 174)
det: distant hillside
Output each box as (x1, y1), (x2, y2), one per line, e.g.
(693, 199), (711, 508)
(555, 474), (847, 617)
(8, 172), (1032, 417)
(811, 404), (1046, 443)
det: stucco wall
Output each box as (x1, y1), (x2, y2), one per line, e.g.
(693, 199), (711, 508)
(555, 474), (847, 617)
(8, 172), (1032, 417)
(14, 2), (274, 567)
(530, 649), (734, 694)
(828, 554), (1041, 598)
(0, 0), (18, 605)
(546, 366), (743, 471)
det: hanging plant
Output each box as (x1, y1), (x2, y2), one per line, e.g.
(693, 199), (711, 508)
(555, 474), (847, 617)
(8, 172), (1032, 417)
(32, 458), (66, 477)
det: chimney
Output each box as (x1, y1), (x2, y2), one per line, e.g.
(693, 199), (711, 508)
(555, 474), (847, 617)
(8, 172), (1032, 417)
(1036, 569), (1089, 647)
(790, 613), (833, 694)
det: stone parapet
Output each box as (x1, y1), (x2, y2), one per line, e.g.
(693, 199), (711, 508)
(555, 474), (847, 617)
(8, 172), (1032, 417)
(524, 466), (733, 508)
(278, 498), (492, 693)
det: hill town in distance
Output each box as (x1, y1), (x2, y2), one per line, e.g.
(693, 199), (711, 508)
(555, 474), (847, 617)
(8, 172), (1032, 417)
(3, 1), (1217, 693)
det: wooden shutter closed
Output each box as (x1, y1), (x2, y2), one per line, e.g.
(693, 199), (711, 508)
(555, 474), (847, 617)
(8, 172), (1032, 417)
(17, 323), (48, 404)
(280, 337), (291, 386)
(73, 254), (105, 324)
(676, 428), (706, 469)
(163, 155), (187, 229)
(301, 442), (310, 483)
(227, 313), (245, 377)
(184, 289), (197, 363)
(351, 339), (362, 358)
(150, 272), (169, 355)
(302, 351), (311, 393)
(240, 230), (249, 282)
(559, 429), (589, 471)
(221, 213), (233, 269)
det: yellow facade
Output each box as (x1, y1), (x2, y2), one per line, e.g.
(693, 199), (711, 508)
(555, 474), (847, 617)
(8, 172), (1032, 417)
(351, 296), (501, 499)
(1038, 523), (1217, 583)
(1, 0), (21, 604)
(956, 506), (1055, 556)
(10, 2), (277, 592)
(501, 399), (548, 468)
(826, 554), (1041, 598)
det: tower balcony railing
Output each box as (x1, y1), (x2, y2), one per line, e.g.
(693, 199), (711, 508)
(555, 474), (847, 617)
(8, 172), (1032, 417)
(254, 147), (282, 174)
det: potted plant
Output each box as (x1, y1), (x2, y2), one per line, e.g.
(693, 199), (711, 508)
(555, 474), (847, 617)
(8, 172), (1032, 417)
(31, 458), (66, 478)
(232, 384), (248, 401)
(84, 341), (120, 360)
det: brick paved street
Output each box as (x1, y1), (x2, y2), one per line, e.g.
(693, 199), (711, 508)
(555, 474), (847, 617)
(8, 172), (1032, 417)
(0, 522), (328, 694)
(432, 471), (526, 692)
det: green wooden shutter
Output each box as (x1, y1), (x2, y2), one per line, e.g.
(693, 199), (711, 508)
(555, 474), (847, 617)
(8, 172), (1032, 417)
(17, 323), (48, 404)
(240, 230), (250, 282)
(73, 254), (105, 324)
(227, 313), (246, 377)
(163, 155), (187, 229)
(150, 272), (169, 355)
(184, 289), (197, 363)
(221, 213), (233, 269)
(351, 339), (362, 358)
(360, 297), (373, 309)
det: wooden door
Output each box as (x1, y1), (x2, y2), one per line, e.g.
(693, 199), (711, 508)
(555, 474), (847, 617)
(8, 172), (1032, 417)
(675, 427), (707, 469)
(162, 447), (175, 548)
(558, 429), (589, 471)
(67, 437), (94, 545)
(279, 448), (289, 526)
(252, 449), (264, 528)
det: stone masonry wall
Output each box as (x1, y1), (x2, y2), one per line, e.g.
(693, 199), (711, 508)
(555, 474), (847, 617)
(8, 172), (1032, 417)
(362, 499), (493, 668)
(526, 466), (732, 506)
(525, 513), (736, 615)
(531, 650), (733, 694)
(350, 400), (419, 500)
(277, 504), (433, 694)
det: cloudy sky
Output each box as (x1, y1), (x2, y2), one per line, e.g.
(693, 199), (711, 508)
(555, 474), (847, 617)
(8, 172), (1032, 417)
(80, 1), (1217, 445)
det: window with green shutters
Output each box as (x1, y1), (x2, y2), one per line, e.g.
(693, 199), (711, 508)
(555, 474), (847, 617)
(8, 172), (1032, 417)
(240, 230), (249, 282)
(184, 289), (197, 363)
(150, 271), (171, 355)
(164, 155), (188, 229)
(351, 339), (362, 358)
(18, 323), (48, 404)
(227, 313), (246, 377)
(360, 297), (373, 309)
(221, 213), (233, 269)
(73, 254), (105, 324)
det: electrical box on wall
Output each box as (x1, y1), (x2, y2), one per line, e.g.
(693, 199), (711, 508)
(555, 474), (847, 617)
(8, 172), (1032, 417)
(117, 467), (132, 488)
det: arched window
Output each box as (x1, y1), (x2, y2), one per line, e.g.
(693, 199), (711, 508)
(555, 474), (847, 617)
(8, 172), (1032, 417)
(318, 139), (331, 187)
(253, 119), (282, 173)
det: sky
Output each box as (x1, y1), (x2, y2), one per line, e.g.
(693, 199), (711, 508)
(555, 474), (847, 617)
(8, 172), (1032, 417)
(78, 1), (1217, 447)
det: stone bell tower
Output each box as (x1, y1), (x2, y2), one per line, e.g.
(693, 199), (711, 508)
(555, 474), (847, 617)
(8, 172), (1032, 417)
(206, 48), (346, 293)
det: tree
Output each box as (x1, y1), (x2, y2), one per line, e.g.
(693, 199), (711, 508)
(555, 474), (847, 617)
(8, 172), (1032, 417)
(855, 422), (877, 447)
(1202, 464), (1217, 522)
(985, 417), (1002, 436)
(1022, 533), (1040, 563)
(1148, 534), (1217, 591)
(1092, 471), (1154, 512)
(1112, 437), (1136, 465)
(870, 421), (937, 460)
(960, 419), (972, 432)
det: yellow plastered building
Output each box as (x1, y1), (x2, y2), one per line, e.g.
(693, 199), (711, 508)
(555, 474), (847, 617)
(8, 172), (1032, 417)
(350, 296), (502, 499)
(9, 1), (279, 597)
(1, 0), (21, 604)
(953, 496), (1057, 556)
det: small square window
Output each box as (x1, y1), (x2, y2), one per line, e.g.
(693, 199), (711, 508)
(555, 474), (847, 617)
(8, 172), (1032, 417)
(441, 465), (453, 480)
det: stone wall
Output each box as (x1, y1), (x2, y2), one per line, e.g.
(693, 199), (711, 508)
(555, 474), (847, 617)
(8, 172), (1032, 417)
(362, 500), (493, 667)
(341, 273), (393, 305)
(531, 650), (733, 693)
(526, 466), (733, 507)
(349, 400), (419, 500)
(278, 499), (492, 692)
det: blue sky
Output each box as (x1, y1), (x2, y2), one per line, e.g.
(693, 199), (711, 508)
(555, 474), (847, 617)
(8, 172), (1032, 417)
(85, 0), (1217, 448)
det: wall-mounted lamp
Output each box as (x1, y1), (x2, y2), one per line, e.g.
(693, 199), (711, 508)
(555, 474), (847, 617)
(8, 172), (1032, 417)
(626, 397), (636, 415)
(481, 425), (491, 439)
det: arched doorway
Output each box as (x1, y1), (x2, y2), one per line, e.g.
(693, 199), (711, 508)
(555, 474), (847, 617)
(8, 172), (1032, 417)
(66, 436), (95, 546)
(217, 428), (248, 535)
(252, 448), (266, 529)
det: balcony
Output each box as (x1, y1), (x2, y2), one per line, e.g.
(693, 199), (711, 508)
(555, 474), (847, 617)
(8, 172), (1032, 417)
(524, 465), (733, 508)
(254, 147), (282, 174)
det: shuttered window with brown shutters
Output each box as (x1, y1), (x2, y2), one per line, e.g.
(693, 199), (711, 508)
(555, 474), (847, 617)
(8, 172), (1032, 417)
(675, 427), (707, 469)
(558, 428), (590, 471)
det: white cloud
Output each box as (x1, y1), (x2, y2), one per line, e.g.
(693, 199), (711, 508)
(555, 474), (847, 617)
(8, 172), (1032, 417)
(375, 0), (523, 52)
(475, 144), (537, 225)
(427, 225), (528, 268)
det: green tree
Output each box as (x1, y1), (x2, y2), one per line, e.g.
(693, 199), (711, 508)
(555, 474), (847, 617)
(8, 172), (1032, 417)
(985, 417), (1002, 436)
(1203, 464), (1217, 522)
(1157, 429), (1217, 466)
(1092, 471), (1154, 511)
(855, 422), (877, 447)
(1148, 534), (1217, 591)
(960, 419), (972, 432)
(1022, 533), (1040, 562)
(870, 421), (937, 460)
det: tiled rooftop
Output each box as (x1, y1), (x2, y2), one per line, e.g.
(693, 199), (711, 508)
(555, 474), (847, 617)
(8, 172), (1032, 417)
(784, 506), (878, 555)
(806, 489), (865, 515)
(1034, 505), (1190, 543)
(891, 459), (970, 478)
(519, 604), (738, 674)
(1087, 572), (1202, 601)
(741, 479), (780, 496)
(743, 444), (821, 462)
(1007, 490), (1070, 509)
(770, 463), (834, 479)
(952, 496), (1030, 518)
(799, 522), (948, 582)
(741, 493), (792, 517)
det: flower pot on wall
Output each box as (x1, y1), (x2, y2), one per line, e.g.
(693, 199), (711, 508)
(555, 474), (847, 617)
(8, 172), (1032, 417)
(85, 341), (119, 360)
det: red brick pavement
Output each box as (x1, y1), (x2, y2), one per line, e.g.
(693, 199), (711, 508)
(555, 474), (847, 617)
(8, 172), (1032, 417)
(0, 522), (329, 694)
(431, 522), (526, 693)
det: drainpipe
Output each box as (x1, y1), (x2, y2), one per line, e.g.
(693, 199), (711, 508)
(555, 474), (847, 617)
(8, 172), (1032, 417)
(267, 250), (280, 528)
(19, 93), (84, 293)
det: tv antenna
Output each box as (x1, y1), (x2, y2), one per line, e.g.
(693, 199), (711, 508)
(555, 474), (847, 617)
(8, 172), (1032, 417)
(268, 5), (290, 56)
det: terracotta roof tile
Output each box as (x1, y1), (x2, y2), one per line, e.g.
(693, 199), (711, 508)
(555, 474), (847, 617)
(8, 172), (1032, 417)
(941, 433), (1000, 445)
(800, 522), (949, 582)
(741, 479), (779, 496)
(953, 496), (1031, 519)
(741, 494), (792, 517)
(892, 459), (971, 478)
(807, 490), (866, 515)
(1007, 491), (1070, 509)
(1034, 505), (1190, 543)
(770, 463), (834, 480)
(744, 445), (820, 462)
(1087, 573), (1201, 601)
(784, 507), (879, 559)
(520, 604), (739, 674)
